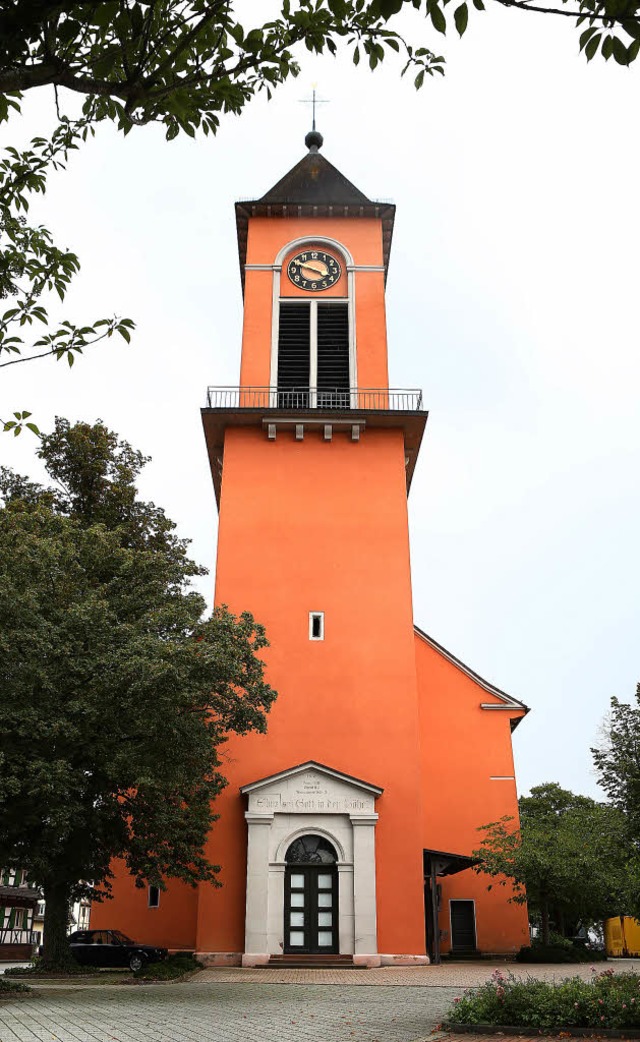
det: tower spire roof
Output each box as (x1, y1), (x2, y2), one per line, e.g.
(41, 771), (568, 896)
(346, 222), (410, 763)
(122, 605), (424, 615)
(235, 137), (395, 291)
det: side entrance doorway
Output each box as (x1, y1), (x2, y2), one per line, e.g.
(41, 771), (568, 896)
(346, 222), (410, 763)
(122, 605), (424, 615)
(284, 836), (338, 954)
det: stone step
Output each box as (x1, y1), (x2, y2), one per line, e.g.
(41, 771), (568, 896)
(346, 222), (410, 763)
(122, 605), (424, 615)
(267, 954), (359, 969)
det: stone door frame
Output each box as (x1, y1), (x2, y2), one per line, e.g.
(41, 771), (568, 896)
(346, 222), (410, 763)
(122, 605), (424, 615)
(240, 762), (383, 963)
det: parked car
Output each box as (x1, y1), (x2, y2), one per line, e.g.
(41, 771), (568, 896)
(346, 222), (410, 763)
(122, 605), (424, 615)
(67, 929), (168, 972)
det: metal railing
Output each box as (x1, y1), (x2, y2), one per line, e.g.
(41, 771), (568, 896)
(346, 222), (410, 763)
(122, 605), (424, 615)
(205, 387), (424, 411)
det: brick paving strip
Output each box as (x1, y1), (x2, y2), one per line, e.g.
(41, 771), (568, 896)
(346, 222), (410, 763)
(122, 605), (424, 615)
(0, 963), (638, 1042)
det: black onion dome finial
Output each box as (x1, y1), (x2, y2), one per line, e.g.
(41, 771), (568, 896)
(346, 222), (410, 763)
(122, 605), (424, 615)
(305, 127), (323, 152)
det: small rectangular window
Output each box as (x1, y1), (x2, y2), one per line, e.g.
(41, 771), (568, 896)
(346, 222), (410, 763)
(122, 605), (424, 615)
(309, 612), (324, 641)
(148, 885), (160, 909)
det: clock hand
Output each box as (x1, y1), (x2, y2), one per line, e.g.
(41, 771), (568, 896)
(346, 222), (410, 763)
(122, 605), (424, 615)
(300, 262), (327, 277)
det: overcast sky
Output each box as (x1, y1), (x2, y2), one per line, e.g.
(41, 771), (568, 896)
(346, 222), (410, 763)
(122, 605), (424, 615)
(2, 3), (639, 802)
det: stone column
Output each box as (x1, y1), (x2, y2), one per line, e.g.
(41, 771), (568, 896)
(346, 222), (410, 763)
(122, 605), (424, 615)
(266, 863), (286, 954)
(243, 812), (273, 963)
(338, 863), (355, 954)
(350, 813), (378, 954)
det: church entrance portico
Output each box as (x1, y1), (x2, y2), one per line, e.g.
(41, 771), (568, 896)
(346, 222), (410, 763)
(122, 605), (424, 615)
(240, 762), (382, 966)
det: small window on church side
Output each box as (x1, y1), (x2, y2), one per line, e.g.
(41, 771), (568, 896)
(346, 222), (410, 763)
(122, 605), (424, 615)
(309, 612), (324, 641)
(148, 886), (160, 909)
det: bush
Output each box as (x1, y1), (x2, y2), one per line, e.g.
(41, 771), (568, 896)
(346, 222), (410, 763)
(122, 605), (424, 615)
(517, 943), (606, 963)
(4, 957), (97, 976)
(0, 977), (31, 996)
(134, 953), (202, 980)
(447, 968), (640, 1031)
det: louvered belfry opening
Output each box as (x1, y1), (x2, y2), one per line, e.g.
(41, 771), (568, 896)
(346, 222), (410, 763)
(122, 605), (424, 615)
(277, 301), (350, 409)
(278, 303), (311, 408)
(317, 303), (349, 409)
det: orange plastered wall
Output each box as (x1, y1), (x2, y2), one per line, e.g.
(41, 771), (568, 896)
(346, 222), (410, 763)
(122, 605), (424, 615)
(195, 425), (427, 955)
(414, 631), (529, 952)
(239, 217), (389, 389)
(415, 632), (523, 853)
(90, 862), (198, 950)
(439, 869), (529, 954)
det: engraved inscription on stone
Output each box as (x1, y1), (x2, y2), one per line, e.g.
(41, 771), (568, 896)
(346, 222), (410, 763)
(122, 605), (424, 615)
(248, 768), (375, 815)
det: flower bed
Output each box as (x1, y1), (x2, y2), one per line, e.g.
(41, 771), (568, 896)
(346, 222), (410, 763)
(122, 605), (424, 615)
(446, 968), (640, 1032)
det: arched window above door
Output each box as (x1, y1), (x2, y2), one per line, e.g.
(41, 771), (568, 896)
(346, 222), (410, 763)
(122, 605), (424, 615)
(285, 834), (337, 865)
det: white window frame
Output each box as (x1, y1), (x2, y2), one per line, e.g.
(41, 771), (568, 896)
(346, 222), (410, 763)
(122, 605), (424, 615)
(270, 237), (357, 401)
(309, 612), (325, 641)
(148, 885), (160, 909)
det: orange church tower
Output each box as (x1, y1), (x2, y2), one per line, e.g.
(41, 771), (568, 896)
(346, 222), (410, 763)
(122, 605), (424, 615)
(93, 128), (530, 964)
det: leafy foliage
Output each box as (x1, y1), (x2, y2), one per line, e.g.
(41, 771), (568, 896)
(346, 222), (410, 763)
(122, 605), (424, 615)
(134, 953), (202, 979)
(0, 1), (444, 141)
(516, 938), (606, 961)
(0, 119), (134, 432)
(0, 977), (31, 994)
(0, 419), (277, 967)
(593, 688), (640, 882)
(472, 782), (640, 944)
(447, 967), (640, 1031)
(0, 0), (637, 145)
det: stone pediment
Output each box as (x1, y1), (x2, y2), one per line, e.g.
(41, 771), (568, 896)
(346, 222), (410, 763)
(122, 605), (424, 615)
(240, 761), (382, 817)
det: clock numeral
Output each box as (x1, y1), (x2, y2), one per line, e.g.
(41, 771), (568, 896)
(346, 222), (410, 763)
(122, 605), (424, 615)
(294, 275), (300, 282)
(311, 251), (318, 259)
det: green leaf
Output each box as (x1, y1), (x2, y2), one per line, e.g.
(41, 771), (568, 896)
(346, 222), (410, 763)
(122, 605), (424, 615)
(612, 35), (630, 62)
(584, 33), (602, 59)
(430, 2), (447, 33)
(454, 3), (469, 35)
(579, 25), (600, 50)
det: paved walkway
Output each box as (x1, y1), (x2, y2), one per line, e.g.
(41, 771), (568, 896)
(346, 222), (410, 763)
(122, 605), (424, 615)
(0, 979), (459, 1042)
(0, 962), (638, 1042)
(192, 958), (640, 986)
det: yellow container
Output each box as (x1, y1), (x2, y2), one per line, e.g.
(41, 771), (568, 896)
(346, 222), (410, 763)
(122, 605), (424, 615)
(604, 916), (640, 957)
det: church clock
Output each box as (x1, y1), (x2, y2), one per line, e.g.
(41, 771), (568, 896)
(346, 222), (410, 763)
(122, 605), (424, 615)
(287, 250), (342, 292)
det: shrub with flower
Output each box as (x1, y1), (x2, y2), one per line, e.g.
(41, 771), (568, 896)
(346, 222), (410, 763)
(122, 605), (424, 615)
(446, 970), (640, 1031)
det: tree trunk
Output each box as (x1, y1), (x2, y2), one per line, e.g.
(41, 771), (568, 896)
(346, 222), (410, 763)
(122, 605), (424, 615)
(541, 898), (550, 946)
(41, 881), (75, 970)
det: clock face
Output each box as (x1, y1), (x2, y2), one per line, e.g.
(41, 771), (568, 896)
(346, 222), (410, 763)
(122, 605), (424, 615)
(287, 250), (342, 292)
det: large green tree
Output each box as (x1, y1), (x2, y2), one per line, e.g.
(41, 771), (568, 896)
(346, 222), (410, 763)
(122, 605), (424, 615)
(0, 418), (277, 969)
(593, 690), (640, 870)
(472, 782), (639, 946)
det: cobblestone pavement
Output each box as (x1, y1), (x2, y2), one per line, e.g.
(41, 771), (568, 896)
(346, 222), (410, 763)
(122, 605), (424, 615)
(192, 959), (640, 987)
(0, 980), (459, 1042)
(1, 962), (639, 1042)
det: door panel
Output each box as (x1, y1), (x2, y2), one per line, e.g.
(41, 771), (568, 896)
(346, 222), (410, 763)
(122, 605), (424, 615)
(285, 866), (338, 953)
(450, 900), (477, 951)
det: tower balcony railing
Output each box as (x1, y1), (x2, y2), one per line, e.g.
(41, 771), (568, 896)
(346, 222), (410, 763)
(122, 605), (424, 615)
(205, 386), (424, 412)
